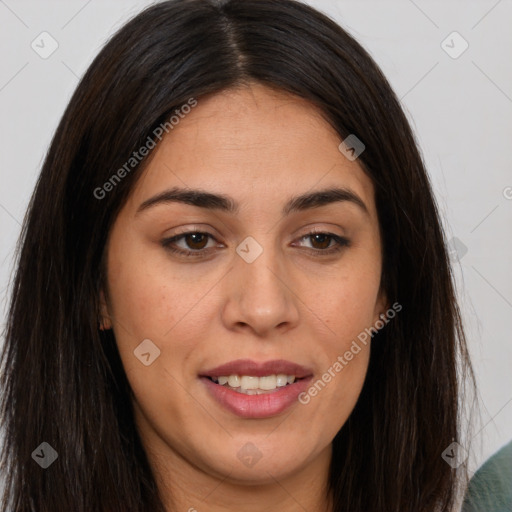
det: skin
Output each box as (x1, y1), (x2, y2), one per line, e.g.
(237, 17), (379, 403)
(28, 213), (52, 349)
(100, 82), (388, 512)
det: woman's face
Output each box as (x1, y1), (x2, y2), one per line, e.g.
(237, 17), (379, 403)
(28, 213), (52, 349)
(101, 83), (387, 488)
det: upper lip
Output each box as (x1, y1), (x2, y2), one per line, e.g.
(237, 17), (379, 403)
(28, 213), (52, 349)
(199, 359), (313, 379)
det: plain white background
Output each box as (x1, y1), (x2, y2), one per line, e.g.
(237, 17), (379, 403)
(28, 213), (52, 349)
(0, 0), (511, 476)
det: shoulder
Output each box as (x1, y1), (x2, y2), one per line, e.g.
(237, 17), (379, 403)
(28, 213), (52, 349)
(462, 440), (512, 512)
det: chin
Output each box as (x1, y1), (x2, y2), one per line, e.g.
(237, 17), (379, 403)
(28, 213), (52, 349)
(199, 440), (310, 484)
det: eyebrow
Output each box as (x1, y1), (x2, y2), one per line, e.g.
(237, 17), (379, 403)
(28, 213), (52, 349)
(136, 185), (369, 217)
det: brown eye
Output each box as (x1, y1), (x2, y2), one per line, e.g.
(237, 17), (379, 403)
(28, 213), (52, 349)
(161, 230), (349, 260)
(293, 232), (350, 256)
(161, 231), (221, 258)
(309, 233), (333, 250)
(183, 232), (209, 250)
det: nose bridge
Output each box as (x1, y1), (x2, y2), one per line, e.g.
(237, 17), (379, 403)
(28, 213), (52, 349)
(237, 235), (287, 307)
(222, 234), (299, 334)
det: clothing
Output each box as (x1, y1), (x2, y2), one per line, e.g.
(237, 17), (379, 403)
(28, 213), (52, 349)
(462, 440), (512, 512)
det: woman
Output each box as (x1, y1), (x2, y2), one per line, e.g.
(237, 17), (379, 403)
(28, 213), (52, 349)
(0, 0), (475, 510)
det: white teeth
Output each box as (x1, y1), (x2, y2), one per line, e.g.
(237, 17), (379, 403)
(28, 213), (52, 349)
(238, 388), (270, 395)
(211, 374), (299, 392)
(259, 375), (277, 390)
(276, 374), (288, 387)
(227, 375), (240, 388)
(240, 376), (259, 390)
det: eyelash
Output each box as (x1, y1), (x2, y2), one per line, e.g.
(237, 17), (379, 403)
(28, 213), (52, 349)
(160, 229), (350, 259)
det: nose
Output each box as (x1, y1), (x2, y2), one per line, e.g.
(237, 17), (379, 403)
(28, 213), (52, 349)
(220, 240), (300, 337)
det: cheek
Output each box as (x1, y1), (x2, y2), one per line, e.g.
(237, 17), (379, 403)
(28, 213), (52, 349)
(106, 251), (203, 381)
(107, 260), (210, 428)
(315, 269), (381, 342)
(107, 246), (214, 338)
(302, 267), (378, 431)
(297, 338), (370, 450)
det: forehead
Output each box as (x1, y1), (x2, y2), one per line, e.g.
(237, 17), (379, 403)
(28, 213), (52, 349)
(127, 83), (376, 218)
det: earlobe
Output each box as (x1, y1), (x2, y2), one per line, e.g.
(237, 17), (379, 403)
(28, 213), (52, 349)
(98, 289), (112, 330)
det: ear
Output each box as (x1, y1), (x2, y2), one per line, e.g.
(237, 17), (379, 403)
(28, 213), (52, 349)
(373, 288), (390, 326)
(98, 289), (113, 330)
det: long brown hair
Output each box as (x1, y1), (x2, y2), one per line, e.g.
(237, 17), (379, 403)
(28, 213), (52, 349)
(0, 0), (475, 510)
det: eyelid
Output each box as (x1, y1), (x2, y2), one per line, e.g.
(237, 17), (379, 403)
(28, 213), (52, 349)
(170, 225), (221, 238)
(161, 228), (350, 259)
(292, 232), (350, 254)
(161, 228), (222, 256)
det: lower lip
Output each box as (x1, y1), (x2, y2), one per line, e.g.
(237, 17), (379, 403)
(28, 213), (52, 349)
(200, 377), (312, 419)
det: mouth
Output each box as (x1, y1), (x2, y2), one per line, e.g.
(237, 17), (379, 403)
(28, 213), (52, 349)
(203, 374), (306, 395)
(198, 359), (314, 418)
